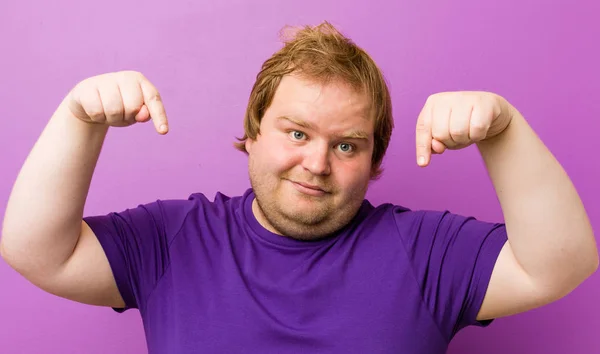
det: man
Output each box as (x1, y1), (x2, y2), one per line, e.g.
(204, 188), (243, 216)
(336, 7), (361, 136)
(1, 22), (597, 353)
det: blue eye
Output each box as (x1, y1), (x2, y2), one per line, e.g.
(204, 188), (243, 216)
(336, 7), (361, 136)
(338, 143), (353, 153)
(290, 131), (306, 140)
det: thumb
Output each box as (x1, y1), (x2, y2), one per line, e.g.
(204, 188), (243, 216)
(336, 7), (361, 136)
(431, 139), (447, 154)
(134, 105), (151, 123)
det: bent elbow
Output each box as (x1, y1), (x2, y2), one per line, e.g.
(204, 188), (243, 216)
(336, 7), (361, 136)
(0, 236), (25, 274)
(583, 235), (599, 278)
(587, 251), (599, 277)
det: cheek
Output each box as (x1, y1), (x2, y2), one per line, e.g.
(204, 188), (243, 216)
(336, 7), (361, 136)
(253, 136), (300, 172)
(334, 159), (372, 189)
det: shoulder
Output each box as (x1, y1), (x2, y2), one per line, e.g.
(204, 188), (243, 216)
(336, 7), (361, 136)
(112, 189), (248, 240)
(184, 189), (248, 216)
(368, 200), (487, 230)
(157, 189), (247, 222)
(362, 201), (499, 244)
(359, 199), (429, 231)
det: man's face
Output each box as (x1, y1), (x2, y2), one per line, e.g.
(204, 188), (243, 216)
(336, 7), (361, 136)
(246, 74), (375, 240)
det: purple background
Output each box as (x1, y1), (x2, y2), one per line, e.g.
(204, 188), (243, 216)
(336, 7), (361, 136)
(1, 0), (599, 353)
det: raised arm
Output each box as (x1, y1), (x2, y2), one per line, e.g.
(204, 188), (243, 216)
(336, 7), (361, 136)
(1, 71), (168, 307)
(415, 91), (598, 321)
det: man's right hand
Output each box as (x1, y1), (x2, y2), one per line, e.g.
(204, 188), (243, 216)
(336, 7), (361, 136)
(67, 71), (169, 134)
(1, 71), (172, 310)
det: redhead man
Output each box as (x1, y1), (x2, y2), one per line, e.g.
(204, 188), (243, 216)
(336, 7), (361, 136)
(2, 22), (597, 353)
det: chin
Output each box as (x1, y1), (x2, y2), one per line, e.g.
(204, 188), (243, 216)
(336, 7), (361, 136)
(250, 169), (367, 239)
(265, 198), (360, 240)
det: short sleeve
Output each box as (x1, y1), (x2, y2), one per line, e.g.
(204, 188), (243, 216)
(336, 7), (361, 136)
(83, 199), (194, 313)
(393, 208), (508, 340)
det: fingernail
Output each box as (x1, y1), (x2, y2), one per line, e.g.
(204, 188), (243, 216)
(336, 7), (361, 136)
(160, 124), (168, 133)
(418, 156), (425, 165)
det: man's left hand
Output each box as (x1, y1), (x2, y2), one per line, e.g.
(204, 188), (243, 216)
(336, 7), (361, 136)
(415, 91), (514, 167)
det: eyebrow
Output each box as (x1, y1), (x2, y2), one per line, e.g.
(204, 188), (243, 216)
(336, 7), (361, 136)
(277, 116), (370, 141)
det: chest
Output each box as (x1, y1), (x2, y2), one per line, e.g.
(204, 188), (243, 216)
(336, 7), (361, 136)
(140, 240), (447, 354)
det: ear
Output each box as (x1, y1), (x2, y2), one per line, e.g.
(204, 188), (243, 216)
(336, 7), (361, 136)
(245, 138), (254, 154)
(369, 163), (381, 180)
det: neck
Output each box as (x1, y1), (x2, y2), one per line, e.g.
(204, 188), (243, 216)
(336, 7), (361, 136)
(251, 198), (283, 235)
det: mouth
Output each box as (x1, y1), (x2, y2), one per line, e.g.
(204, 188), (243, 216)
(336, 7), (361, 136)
(287, 180), (329, 196)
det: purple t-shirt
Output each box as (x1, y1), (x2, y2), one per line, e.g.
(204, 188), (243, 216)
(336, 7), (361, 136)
(83, 188), (507, 353)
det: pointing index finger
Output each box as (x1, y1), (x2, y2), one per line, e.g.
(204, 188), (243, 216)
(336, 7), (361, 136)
(139, 78), (169, 134)
(416, 102), (433, 167)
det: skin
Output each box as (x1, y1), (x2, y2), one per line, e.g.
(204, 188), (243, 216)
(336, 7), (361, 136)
(1, 70), (597, 325)
(245, 75), (374, 240)
(0, 71), (166, 308)
(246, 76), (599, 321)
(415, 91), (597, 320)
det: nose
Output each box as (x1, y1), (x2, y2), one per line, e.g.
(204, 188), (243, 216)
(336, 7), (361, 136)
(302, 142), (331, 176)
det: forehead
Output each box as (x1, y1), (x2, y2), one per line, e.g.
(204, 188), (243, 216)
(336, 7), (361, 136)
(267, 75), (373, 129)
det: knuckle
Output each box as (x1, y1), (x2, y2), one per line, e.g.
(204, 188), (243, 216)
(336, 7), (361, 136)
(88, 111), (106, 123)
(122, 104), (138, 117)
(470, 127), (488, 141)
(74, 81), (96, 100)
(470, 122), (487, 131)
(427, 93), (441, 102)
(115, 71), (145, 88)
(123, 115), (137, 124)
(471, 134), (486, 142)
(122, 94), (143, 111)
(82, 100), (104, 118)
(470, 123), (488, 140)
(124, 108), (141, 121)
(415, 123), (429, 133)
(106, 114), (125, 125)
(431, 129), (448, 141)
(103, 104), (122, 117)
(449, 128), (468, 137)
(148, 91), (162, 102)
(86, 106), (103, 117)
(120, 70), (143, 79)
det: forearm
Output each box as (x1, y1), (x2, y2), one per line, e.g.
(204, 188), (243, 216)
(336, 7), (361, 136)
(477, 107), (598, 291)
(1, 98), (109, 275)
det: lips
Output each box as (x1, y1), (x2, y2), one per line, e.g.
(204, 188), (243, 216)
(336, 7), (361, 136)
(295, 181), (326, 192)
(286, 179), (330, 196)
